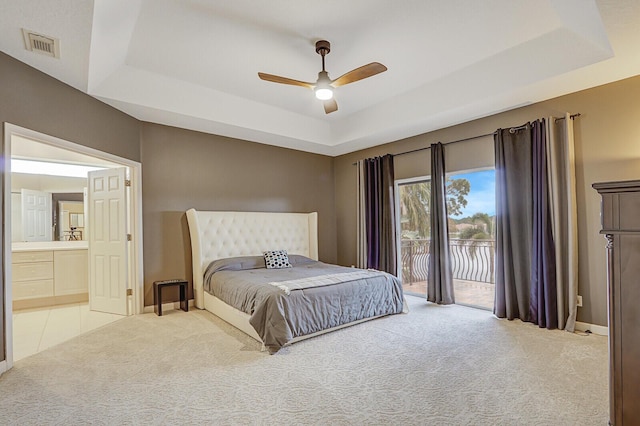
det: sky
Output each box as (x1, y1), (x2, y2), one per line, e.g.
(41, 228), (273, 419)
(448, 169), (495, 219)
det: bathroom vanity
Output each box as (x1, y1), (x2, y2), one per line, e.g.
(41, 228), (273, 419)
(11, 241), (88, 310)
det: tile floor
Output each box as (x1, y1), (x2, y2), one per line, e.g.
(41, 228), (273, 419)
(11, 303), (125, 362)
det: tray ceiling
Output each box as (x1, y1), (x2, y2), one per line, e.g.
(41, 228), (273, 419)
(1, 0), (639, 156)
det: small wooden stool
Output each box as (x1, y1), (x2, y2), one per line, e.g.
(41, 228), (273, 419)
(153, 279), (188, 316)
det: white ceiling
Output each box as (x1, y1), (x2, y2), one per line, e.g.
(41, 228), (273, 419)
(1, 0), (639, 156)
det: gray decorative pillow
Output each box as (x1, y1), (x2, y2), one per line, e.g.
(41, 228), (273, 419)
(264, 250), (292, 269)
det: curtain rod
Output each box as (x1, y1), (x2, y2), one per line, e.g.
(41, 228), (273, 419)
(555, 113), (581, 122)
(510, 113), (581, 133)
(396, 132), (496, 158)
(351, 113), (581, 165)
(350, 132), (494, 165)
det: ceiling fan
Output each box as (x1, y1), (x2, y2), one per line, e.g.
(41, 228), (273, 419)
(258, 40), (387, 114)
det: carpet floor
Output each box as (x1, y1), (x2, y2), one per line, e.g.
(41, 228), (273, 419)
(0, 295), (608, 425)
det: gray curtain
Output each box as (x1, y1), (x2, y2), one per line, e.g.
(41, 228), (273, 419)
(530, 119), (558, 328)
(356, 155), (397, 275)
(494, 119), (561, 329)
(546, 113), (579, 332)
(494, 124), (534, 320)
(427, 142), (455, 304)
(356, 161), (367, 269)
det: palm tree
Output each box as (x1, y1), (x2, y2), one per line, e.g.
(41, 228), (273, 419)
(399, 178), (472, 283)
(399, 178), (471, 239)
(399, 182), (431, 239)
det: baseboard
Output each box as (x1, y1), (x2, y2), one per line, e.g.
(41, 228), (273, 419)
(0, 360), (7, 377)
(146, 303), (607, 336)
(13, 293), (89, 311)
(575, 321), (608, 336)
(143, 299), (195, 314)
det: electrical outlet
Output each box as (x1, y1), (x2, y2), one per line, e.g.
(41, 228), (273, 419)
(577, 295), (583, 307)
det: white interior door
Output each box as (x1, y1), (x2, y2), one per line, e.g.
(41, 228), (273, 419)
(21, 189), (52, 242)
(60, 210), (69, 239)
(88, 167), (129, 315)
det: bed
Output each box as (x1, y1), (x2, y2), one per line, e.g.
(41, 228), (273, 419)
(186, 208), (405, 353)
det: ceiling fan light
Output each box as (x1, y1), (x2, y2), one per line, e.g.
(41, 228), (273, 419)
(315, 87), (333, 100)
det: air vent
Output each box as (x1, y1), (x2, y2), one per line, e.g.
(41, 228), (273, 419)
(22, 29), (60, 58)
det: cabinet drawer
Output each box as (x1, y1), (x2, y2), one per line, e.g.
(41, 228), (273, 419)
(12, 251), (54, 263)
(12, 279), (54, 300)
(12, 262), (54, 281)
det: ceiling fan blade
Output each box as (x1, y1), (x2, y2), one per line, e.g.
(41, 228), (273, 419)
(258, 72), (315, 89)
(330, 62), (387, 88)
(323, 98), (338, 114)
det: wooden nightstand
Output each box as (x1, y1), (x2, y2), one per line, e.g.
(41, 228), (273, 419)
(153, 279), (188, 316)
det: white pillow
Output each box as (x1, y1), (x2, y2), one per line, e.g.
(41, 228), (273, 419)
(264, 250), (292, 269)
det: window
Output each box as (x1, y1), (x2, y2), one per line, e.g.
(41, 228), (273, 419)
(397, 179), (431, 296)
(447, 169), (495, 309)
(396, 169), (496, 309)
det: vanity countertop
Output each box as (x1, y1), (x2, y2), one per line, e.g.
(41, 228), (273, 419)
(12, 241), (89, 252)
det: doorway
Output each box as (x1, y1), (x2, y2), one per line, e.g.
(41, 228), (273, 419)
(396, 168), (496, 310)
(3, 123), (144, 370)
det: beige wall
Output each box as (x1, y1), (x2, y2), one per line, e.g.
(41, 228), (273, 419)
(334, 74), (640, 327)
(139, 123), (337, 305)
(0, 54), (140, 162)
(0, 53), (338, 361)
(0, 52), (141, 362)
(3, 47), (640, 363)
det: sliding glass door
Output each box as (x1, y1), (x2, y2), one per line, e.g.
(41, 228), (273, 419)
(447, 169), (495, 309)
(398, 179), (431, 297)
(397, 169), (496, 309)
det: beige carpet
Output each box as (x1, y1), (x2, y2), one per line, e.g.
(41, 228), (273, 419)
(0, 295), (608, 425)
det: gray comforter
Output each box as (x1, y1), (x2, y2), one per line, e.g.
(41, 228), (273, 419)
(203, 255), (405, 353)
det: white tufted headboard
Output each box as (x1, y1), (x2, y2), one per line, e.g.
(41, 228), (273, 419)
(186, 208), (319, 309)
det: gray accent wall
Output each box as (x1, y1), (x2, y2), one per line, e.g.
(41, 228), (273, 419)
(334, 74), (640, 328)
(139, 123), (336, 305)
(0, 53), (140, 162)
(0, 52), (337, 363)
(3, 47), (640, 363)
(0, 52), (141, 363)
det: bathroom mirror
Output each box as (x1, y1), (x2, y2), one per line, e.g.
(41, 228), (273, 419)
(57, 198), (85, 241)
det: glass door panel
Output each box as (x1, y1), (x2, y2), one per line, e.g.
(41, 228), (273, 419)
(398, 180), (430, 297)
(448, 169), (495, 310)
(397, 170), (496, 309)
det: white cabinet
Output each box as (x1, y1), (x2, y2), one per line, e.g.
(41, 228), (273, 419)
(12, 251), (54, 300)
(12, 248), (88, 309)
(12, 250), (54, 264)
(53, 250), (88, 295)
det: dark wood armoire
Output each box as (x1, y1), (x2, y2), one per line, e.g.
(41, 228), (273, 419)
(593, 180), (640, 425)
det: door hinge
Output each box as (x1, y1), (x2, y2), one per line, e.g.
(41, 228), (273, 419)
(125, 179), (131, 187)
(127, 234), (132, 241)
(127, 288), (133, 296)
